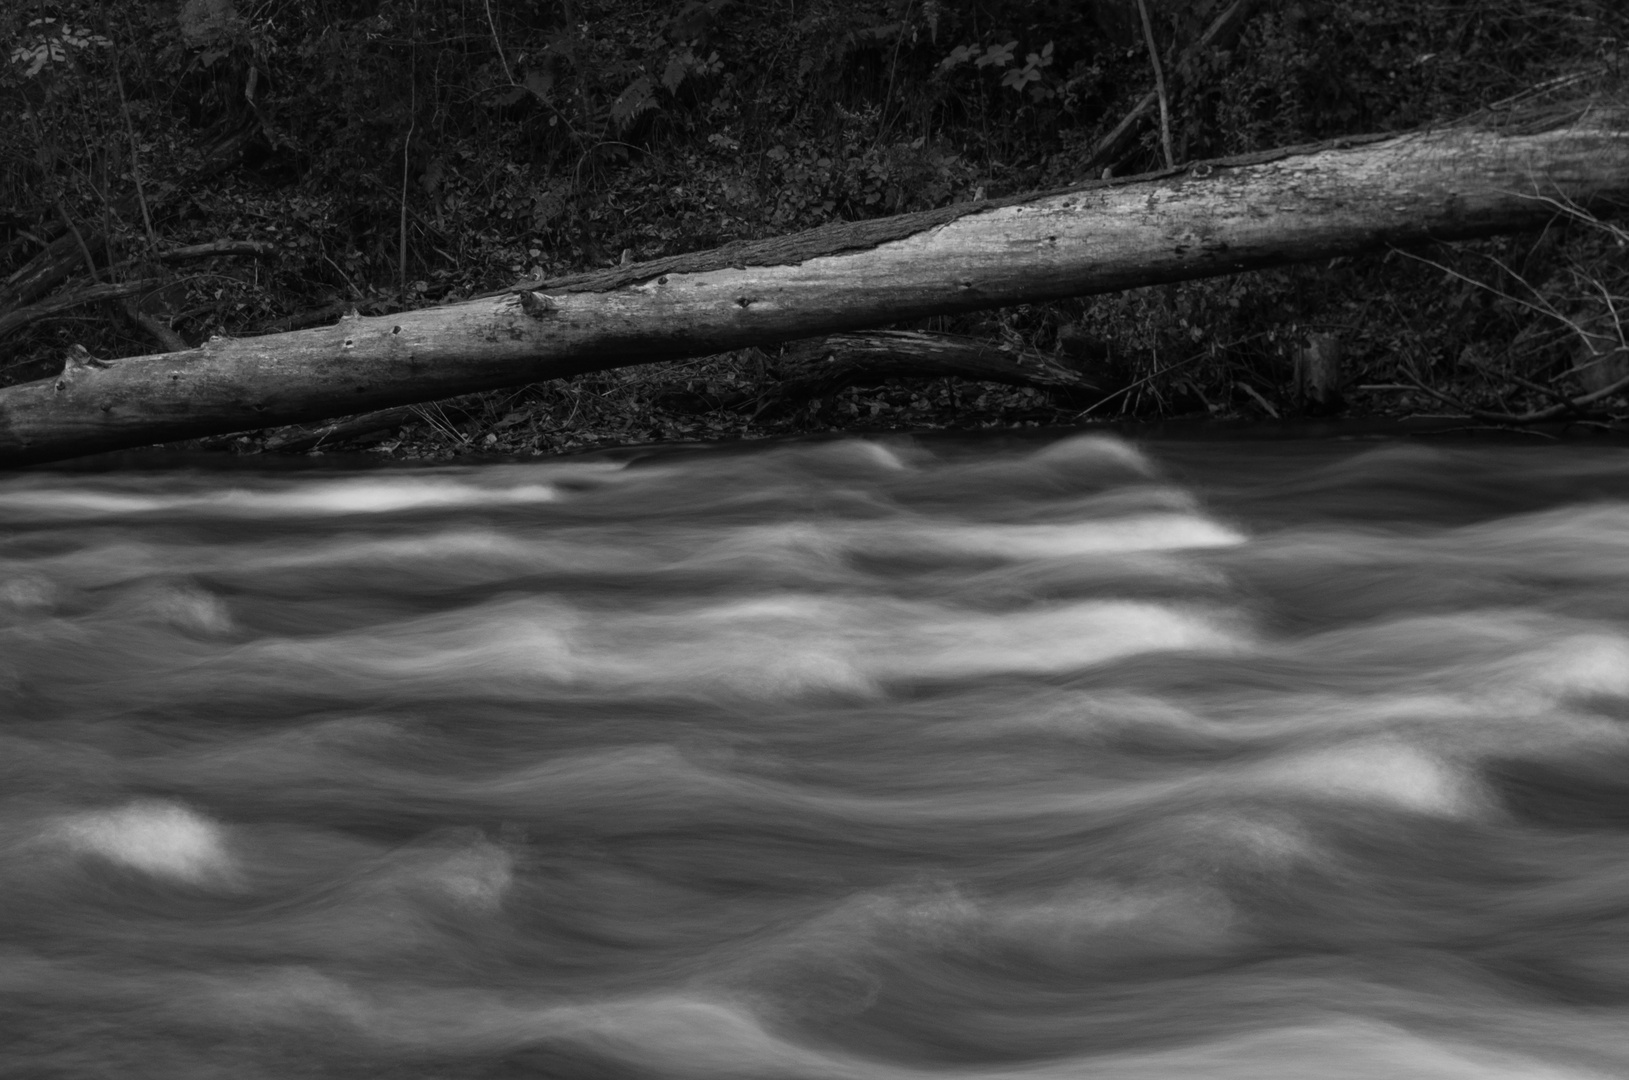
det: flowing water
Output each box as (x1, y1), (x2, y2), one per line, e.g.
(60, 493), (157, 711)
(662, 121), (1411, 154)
(6, 433), (1629, 1079)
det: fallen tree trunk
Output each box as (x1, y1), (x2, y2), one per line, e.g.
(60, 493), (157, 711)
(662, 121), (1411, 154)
(3, 102), (1628, 466)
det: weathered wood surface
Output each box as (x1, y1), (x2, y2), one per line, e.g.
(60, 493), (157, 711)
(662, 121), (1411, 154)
(3, 103), (1628, 465)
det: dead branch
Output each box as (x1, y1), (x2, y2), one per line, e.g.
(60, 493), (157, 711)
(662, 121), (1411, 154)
(1084, 0), (1256, 175)
(753, 330), (1107, 416)
(0, 279), (160, 341)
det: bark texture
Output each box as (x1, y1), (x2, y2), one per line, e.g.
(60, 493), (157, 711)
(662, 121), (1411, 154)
(3, 103), (1628, 465)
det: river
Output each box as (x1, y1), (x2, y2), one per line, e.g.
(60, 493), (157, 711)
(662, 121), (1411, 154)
(5, 432), (1629, 1078)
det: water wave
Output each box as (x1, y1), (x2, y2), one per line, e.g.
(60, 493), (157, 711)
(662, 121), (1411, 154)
(5, 434), (1629, 1078)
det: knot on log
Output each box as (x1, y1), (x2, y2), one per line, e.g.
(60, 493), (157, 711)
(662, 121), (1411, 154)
(518, 291), (558, 318)
(54, 345), (111, 392)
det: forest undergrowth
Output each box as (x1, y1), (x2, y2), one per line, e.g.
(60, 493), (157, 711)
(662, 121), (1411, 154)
(2, 0), (1627, 458)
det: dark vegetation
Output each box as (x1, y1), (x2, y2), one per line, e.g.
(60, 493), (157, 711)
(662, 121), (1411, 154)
(2, 0), (1627, 458)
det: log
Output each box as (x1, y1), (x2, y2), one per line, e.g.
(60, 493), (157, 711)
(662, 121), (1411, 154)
(756, 330), (1106, 416)
(3, 102), (1628, 466)
(258, 405), (421, 453)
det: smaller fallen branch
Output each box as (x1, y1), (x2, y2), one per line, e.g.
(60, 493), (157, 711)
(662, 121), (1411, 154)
(0, 120), (259, 313)
(0, 279), (159, 341)
(2, 240), (274, 344)
(118, 299), (189, 353)
(151, 239), (274, 264)
(259, 405), (420, 453)
(754, 330), (1106, 416)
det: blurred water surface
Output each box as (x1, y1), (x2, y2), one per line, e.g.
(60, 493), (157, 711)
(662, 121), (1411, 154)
(6, 433), (1629, 1078)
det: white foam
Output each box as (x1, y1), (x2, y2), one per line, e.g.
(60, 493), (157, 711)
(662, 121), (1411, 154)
(1256, 742), (1476, 816)
(0, 575), (56, 614)
(1524, 633), (1629, 698)
(259, 593), (1250, 702)
(190, 966), (1625, 1080)
(423, 843), (513, 910)
(810, 439), (911, 472)
(1029, 1020), (1617, 1080)
(1030, 433), (1158, 475)
(52, 800), (234, 884)
(0, 473), (568, 520)
(984, 883), (1237, 962)
(904, 514), (1247, 559)
(229, 477), (560, 515)
(910, 600), (1250, 679)
(1207, 814), (1317, 866)
(0, 490), (174, 516)
(134, 584), (235, 634)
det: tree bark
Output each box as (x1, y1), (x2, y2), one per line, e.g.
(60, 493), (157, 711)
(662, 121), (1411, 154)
(3, 102), (1628, 466)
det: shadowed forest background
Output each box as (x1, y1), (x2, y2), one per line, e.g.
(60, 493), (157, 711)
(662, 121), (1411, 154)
(2, 0), (1627, 457)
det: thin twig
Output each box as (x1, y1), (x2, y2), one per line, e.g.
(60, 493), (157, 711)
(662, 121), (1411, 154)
(411, 400), (468, 445)
(1136, 0), (1175, 169)
(1416, 424), (1559, 440)
(1502, 186), (1629, 244)
(1397, 367), (1513, 420)
(322, 253), (361, 299)
(1483, 362), (1575, 406)
(1085, 90), (1158, 176)
(1085, 0), (1253, 176)
(1398, 361), (1629, 425)
(1487, 64), (1616, 111)
(483, 0), (515, 86)
(111, 53), (158, 250)
(1236, 380), (1279, 418)
(871, 0), (914, 150)
(1564, 365), (1629, 408)
(1392, 247), (1565, 328)
(400, 45), (416, 298)
(1074, 352), (1203, 419)
(1582, 271), (1626, 350)
(1396, 239), (1629, 391)
(55, 201), (101, 284)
